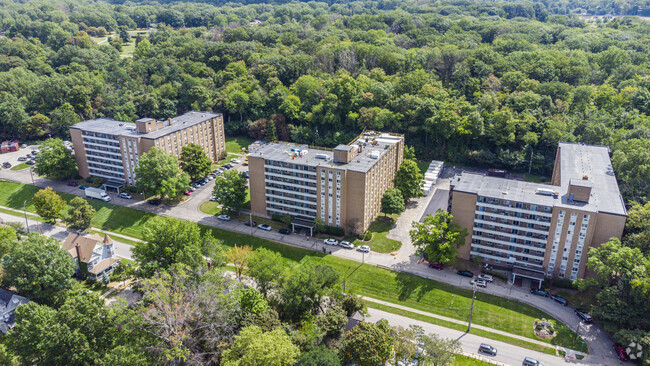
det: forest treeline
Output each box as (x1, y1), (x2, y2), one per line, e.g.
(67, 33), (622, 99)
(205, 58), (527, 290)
(0, 0), (648, 201)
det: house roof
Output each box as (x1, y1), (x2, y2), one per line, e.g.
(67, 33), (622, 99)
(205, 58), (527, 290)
(61, 232), (113, 263)
(0, 288), (29, 334)
(88, 257), (120, 275)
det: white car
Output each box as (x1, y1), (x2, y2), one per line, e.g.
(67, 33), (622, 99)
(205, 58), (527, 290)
(323, 238), (338, 246)
(230, 158), (239, 164)
(118, 192), (132, 199)
(339, 241), (354, 249)
(478, 274), (493, 282)
(257, 224), (272, 231)
(356, 245), (370, 253)
(470, 279), (487, 288)
(217, 215), (231, 221)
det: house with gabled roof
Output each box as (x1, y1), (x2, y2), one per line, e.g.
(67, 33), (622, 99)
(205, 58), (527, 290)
(62, 232), (120, 280)
(0, 288), (29, 335)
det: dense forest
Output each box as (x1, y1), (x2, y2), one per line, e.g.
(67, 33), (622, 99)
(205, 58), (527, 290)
(1, 0), (650, 364)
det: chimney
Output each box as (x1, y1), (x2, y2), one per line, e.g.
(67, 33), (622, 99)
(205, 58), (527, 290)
(168, 117), (173, 125)
(75, 244), (82, 262)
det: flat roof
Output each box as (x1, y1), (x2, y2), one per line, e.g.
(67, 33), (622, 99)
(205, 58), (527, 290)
(452, 143), (627, 216)
(252, 132), (403, 173)
(70, 111), (222, 140)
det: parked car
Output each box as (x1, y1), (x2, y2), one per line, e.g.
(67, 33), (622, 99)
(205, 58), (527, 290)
(550, 294), (568, 306)
(522, 357), (543, 366)
(209, 196), (216, 201)
(217, 215), (231, 221)
(529, 289), (549, 297)
(478, 274), (494, 282)
(339, 241), (354, 249)
(190, 182), (199, 188)
(225, 163), (233, 169)
(25, 159), (35, 165)
(21, 144), (27, 149)
(118, 192), (132, 199)
(184, 190), (192, 196)
(470, 279), (487, 288)
(279, 229), (291, 235)
(428, 262), (444, 270)
(457, 270), (474, 277)
(67, 181), (78, 186)
(79, 185), (88, 190)
(614, 343), (630, 361)
(198, 180), (207, 186)
(575, 310), (593, 323)
(323, 238), (339, 246)
(17, 157), (27, 162)
(148, 199), (162, 206)
(31, 150), (39, 155)
(25, 154), (33, 159)
(188, 186), (196, 192)
(356, 245), (370, 253)
(230, 158), (239, 163)
(257, 224), (272, 231)
(244, 171), (250, 178)
(205, 175), (213, 181)
(2, 162), (11, 169)
(478, 344), (497, 356)
(244, 220), (256, 227)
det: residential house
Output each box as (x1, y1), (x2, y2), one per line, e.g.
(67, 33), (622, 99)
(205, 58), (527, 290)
(0, 289), (29, 335)
(62, 232), (120, 280)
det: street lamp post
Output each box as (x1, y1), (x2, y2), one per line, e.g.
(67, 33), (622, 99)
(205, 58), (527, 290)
(468, 284), (477, 332)
(29, 167), (35, 184)
(23, 200), (29, 234)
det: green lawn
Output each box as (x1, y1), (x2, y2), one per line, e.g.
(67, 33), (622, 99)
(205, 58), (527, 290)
(351, 216), (401, 253)
(225, 136), (253, 155)
(200, 201), (221, 216)
(453, 355), (497, 366)
(10, 163), (30, 171)
(0, 179), (584, 351)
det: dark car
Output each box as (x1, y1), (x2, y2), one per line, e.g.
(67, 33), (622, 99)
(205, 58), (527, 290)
(244, 220), (257, 227)
(67, 181), (78, 186)
(198, 180), (207, 186)
(614, 343), (630, 361)
(148, 199), (162, 206)
(478, 343), (497, 356)
(279, 229), (291, 235)
(457, 270), (473, 277)
(2, 162), (11, 169)
(530, 289), (549, 297)
(550, 294), (568, 306)
(429, 262), (444, 270)
(575, 310), (593, 323)
(25, 159), (36, 165)
(79, 185), (88, 190)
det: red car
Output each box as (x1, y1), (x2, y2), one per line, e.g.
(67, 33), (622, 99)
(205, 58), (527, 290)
(428, 262), (444, 270)
(184, 190), (192, 196)
(614, 343), (630, 361)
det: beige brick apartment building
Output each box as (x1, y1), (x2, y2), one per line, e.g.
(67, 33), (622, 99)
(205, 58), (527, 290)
(249, 132), (404, 234)
(450, 143), (627, 284)
(70, 112), (225, 185)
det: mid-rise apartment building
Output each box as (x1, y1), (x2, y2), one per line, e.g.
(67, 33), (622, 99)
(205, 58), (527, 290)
(450, 143), (627, 284)
(69, 111), (225, 185)
(249, 132), (404, 234)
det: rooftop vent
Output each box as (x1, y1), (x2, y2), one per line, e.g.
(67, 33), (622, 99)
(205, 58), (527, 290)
(315, 154), (328, 159)
(536, 188), (555, 196)
(582, 175), (589, 180)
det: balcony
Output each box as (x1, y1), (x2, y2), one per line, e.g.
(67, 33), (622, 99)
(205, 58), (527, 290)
(474, 219), (549, 235)
(471, 242), (545, 259)
(266, 192), (317, 203)
(473, 228), (547, 244)
(472, 235), (546, 250)
(475, 210), (551, 226)
(265, 172), (316, 184)
(476, 202), (552, 218)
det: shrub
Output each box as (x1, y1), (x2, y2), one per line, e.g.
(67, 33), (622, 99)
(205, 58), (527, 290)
(483, 269), (508, 282)
(271, 214), (285, 222)
(323, 225), (345, 237)
(88, 176), (104, 185)
(552, 278), (577, 289)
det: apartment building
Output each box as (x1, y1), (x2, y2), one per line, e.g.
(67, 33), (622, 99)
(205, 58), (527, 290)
(450, 143), (627, 284)
(249, 132), (404, 234)
(69, 111), (225, 185)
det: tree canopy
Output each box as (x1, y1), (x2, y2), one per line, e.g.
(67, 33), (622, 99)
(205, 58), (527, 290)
(33, 187), (66, 223)
(410, 211), (468, 265)
(64, 196), (96, 231)
(180, 143), (212, 182)
(212, 170), (248, 213)
(33, 138), (77, 180)
(135, 147), (190, 199)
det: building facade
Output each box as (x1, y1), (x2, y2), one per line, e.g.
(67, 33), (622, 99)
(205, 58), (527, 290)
(450, 143), (627, 282)
(61, 232), (121, 280)
(69, 111), (225, 185)
(249, 132), (404, 234)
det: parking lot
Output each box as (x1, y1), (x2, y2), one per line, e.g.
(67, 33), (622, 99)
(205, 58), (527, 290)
(0, 144), (40, 170)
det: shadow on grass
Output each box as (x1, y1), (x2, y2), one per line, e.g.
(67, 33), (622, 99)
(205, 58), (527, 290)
(394, 271), (437, 302)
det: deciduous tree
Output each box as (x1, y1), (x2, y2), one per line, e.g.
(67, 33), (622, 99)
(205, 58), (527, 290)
(33, 187), (66, 223)
(342, 321), (393, 366)
(212, 170), (248, 213)
(221, 326), (300, 366)
(64, 196), (95, 231)
(247, 248), (285, 296)
(34, 138), (77, 180)
(393, 159), (423, 202)
(381, 187), (405, 216)
(225, 245), (253, 279)
(410, 211), (468, 265)
(135, 147), (190, 199)
(179, 143), (212, 182)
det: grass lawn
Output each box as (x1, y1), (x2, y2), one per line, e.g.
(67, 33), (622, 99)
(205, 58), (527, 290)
(10, 163), (30, 171)
(213, 154), (240, 168)
(453, 355), (497, 366)
(225, 136), (253, 155)
(351, 216), (401, 253)
(0, 179), (585, 351)
(200, 201), (221, 216)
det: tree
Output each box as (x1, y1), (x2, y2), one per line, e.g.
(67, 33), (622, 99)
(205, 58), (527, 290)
(6, 293), (149, 366)
(381, 188), (405, 216)
(225, 245), (253, 279)
(393, 159), (423, 202)
(221, 326), (300, 366)
(575, 238), (646, 289)
(2, 234), (74, 305)
(212, 170), (248, 213)
(0, 225), (17, 259)
(179, 143), (212, 182)
(418, 332), (461, 366)
(247, 248), (285, 296)
(33, 187), (66, 223)
(135, 147), (190, 199)
(612, 139), (650, 201)
(316, 305), (347, 340)
(49, 103), (80, 138)
(392, 326), (420, 365)
(133, 216), (205, 277)
(295, 347), (340, 366)
(342, 321), (393, 366)
(624, 201), (650, 254)
(34, 138), (77, 180)
(64, 196), (95, 230)
(410, 211), (468, 265)
(278, 262), (339, 321)
(139, 266), (239, 364)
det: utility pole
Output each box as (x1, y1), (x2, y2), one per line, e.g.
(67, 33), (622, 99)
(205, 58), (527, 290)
(468, 284), (477, 332)
(249, 211), (253, 236)
(29, 167), (35, 184)
(23, 200), (29, 233)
